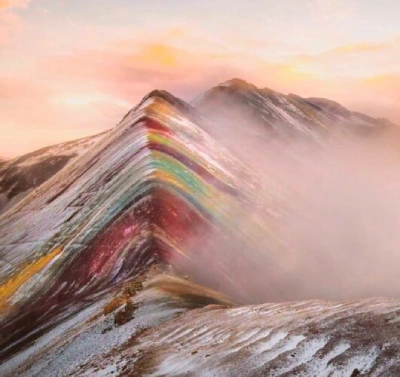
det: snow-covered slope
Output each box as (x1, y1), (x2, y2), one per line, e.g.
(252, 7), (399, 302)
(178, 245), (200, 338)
(0, 133), (107, 214)
(1, 81), (400, 376)
(110, 282), (400, 377)
(195, 78), (393, 136)
(3, 274), (400, 376)
(193, 79), (398, 172)
(0, 89), (275, 364)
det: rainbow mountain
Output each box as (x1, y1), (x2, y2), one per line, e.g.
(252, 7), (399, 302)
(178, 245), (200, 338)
(1, 81), (400, 376)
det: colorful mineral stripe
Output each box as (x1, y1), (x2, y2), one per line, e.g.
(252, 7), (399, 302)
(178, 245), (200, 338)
(0, 92), (274, 358)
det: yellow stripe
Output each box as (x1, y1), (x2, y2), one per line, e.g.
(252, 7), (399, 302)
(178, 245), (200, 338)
(0, 246), (63, 311)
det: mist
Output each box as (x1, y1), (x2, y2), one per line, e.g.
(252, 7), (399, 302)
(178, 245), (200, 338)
(171, 108), (400, 304)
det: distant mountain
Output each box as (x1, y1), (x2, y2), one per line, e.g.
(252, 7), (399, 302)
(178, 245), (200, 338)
(1, 81), (400, 376)
(195, 78), (394, 135)
(194, 78), (397, 170)
(0, 132), (107, 214)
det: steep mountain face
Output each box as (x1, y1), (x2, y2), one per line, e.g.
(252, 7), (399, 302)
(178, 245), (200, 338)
(0, 89), (276, 362)
(1, 81), (400, 376)
(0, 132), (107, 214)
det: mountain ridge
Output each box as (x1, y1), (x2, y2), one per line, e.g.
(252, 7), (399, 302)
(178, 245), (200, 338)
(198, 78), (392, 132)
(2, 80), (400, 375)
(2, 79), (398, 217)
(0, 89), (268, 361)
(216, 78), (396, 128)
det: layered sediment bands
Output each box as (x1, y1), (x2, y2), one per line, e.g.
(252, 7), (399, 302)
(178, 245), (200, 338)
(3, 84), (400, 375)
(0, 92), (268, 359)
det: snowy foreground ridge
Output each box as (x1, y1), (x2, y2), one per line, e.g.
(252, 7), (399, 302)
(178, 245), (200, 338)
(3, 275), (400, 376)
(1, 80), (400, 376)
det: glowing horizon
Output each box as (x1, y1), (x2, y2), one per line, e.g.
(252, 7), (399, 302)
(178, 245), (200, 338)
(1, 0), (400, 158)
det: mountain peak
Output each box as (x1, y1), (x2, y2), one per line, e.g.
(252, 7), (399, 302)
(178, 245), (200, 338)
(134, 88), (199, 119)
(194, 78), (396, 143)
(218, 78), (257, 91)
(0, 86), (258, 361)
(2, 79), (400, 376)
(139, 89), (176, 103)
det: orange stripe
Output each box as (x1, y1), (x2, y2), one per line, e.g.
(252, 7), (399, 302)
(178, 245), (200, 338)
(0, 246), (63, 311)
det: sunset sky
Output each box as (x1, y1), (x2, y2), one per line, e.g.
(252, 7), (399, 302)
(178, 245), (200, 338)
(0, 0), (399, 158)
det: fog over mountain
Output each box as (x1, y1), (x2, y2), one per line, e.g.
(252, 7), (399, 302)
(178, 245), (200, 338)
(1, 80), (400, 376)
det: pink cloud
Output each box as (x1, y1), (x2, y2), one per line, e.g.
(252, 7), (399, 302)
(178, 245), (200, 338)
(1, 33), (400, 159)
(41, 41), (244, 102)
(0, 0), (30, 44)
(0, 0), (30, 9)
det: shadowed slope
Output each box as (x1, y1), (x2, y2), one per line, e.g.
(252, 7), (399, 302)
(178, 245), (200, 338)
(0, 132), (107, 214)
